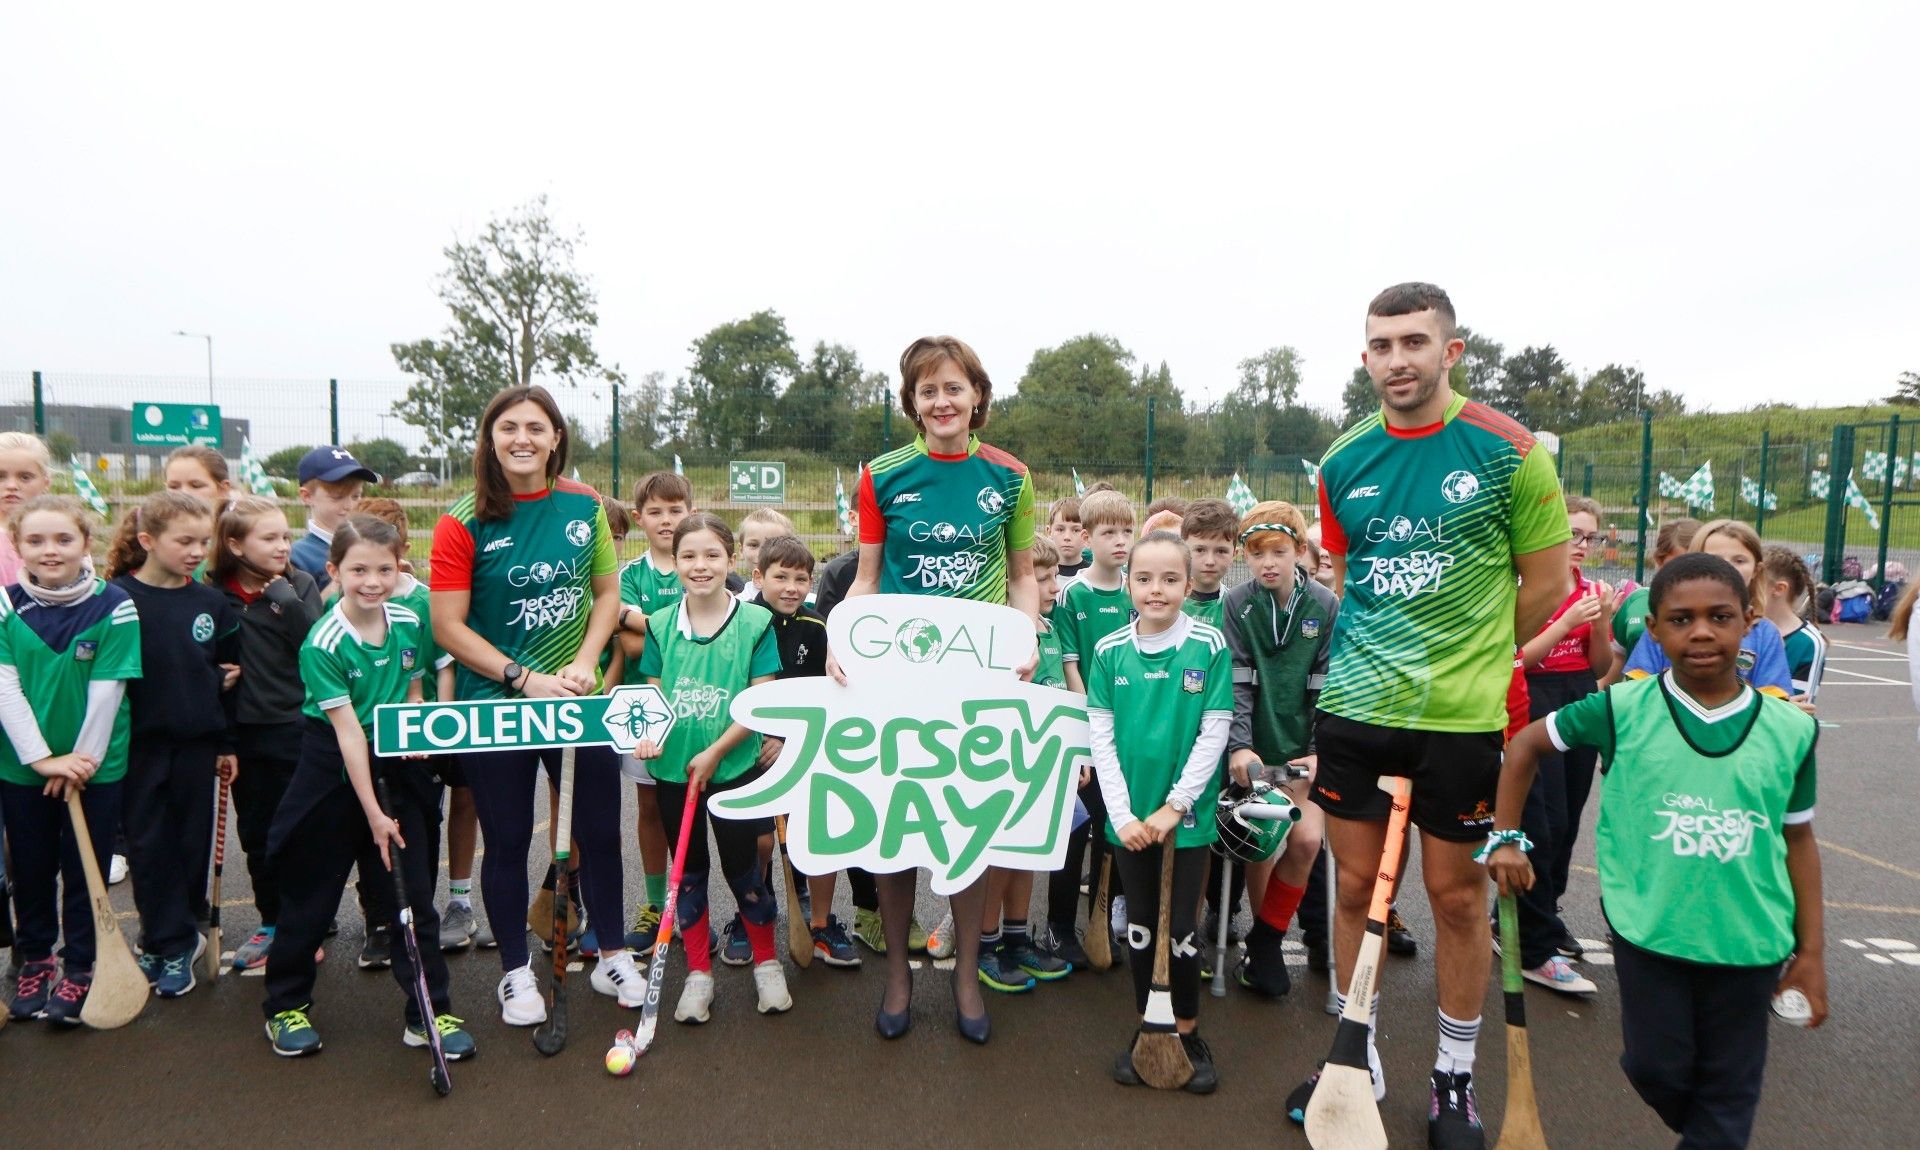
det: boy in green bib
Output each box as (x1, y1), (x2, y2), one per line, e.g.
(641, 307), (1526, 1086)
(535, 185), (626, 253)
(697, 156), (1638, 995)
(1490, 552), (1828, 1149)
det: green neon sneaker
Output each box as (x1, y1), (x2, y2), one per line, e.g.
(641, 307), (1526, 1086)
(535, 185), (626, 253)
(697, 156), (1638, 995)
(266, 1007), (323, 1056)
(852, 907), (886, 954)
(404, 1013), (477, 1060)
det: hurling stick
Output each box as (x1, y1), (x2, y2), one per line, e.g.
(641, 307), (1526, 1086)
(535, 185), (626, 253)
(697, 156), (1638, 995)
(533, 748), (576, 1056)
(1085, 854), (1114, 971)
(201, 778), (230, 983)
(1132, 845), (1194, 1088)
(1210, 857), (1231, 997)
(376, 774), (452, 1096)
(1303, 775), (1412, 1150)
(65, 788), (148, 1029)
(1495, 892), (1549, 1149)
(778, 816), (812, 969)
(527, 777), (582, 945)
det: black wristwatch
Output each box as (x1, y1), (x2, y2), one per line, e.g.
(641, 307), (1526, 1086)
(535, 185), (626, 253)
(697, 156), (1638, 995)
(501, 661), (525, 690)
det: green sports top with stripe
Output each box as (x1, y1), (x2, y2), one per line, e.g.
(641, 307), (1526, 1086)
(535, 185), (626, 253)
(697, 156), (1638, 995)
(1549, 673), (1816, 966)
(856, 436), (1035, 603)
(1034, 612), (1067, 689)
(300, 601), (428, 730)
(0, 581), (141, 786)
(391, 574), (453, 702)
(1611, 585), (1651, 655)
(1086, 620), (1234, 849)
(636, 599), (784, 785)
(619, 551), (683, 617)
(430, 478), (618, 701)
(1316, 394), (1568, 732)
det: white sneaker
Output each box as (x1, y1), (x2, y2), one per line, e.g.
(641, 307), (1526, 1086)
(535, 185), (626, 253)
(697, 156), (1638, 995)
(591, 949), (646, 1008)
(753, 960), (792, 1014)
(675, 970), (714, 1024)
(497, 964), (547, 1026)
(926, 912), (956, 960)
(1523, 954), (1597, 995)
(109, 854), (129, 885)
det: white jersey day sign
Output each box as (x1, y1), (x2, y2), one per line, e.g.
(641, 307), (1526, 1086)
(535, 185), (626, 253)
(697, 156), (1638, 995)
(370, 684), (676, 757)
(709, 594), (1090, 896)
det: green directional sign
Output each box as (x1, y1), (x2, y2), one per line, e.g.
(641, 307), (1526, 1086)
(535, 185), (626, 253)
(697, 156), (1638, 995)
(372, 685), (675, 757)
(728, 460), (786, 504)
(132, 402), (223, 448)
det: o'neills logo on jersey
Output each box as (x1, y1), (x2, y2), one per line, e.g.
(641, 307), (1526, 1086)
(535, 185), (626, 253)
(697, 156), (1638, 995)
(707, 595), (1081, 896)
(508, 556), (587, 588)
(507, 585), (587, 630)
(1652, 792), (1770, 861)
(904, 552), (987, 592)
(1355, 551), (1455, 598)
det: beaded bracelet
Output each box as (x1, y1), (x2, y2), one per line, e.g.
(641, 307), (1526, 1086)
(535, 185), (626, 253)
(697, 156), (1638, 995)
(1472, 828), (1534, 864)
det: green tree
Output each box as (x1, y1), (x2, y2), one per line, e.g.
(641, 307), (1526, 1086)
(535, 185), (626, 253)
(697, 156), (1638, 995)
(390, 196), (621, 457)
(265, 444), (314, 478)
(1341, 367), (1376, 426)
(1227, 346), (1305, 456)
(777, 342), (864, 456)
(1497, 345), (1573, 428)
(674, 310), (800, 454)
(616, 370), (673, 452)
(1447, 325), (1505, 400)
(992, 334), (1155, 468)
(1888, 370), (1920, 406)
(346, 438), (411, 483)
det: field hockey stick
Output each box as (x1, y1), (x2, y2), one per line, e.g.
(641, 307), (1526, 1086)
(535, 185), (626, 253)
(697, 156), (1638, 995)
(624, 781), (703, 1060)
(533, 747), (576, 1057)
(1304, 774), (1413, 1150)
(1495, 892), (1548, 1149)
(1210, 856), (1231, 998)
(1132, 844), (1193, 1089)
(1085, 853), (1114, 971)
(778, 815), (812, 968)
(375, 773), (451, 1097)
(63, 787), (147, 1029)
(200, 776), (229, 983)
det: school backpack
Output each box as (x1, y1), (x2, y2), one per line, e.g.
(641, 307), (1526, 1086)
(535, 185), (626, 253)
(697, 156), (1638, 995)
(1829, 579), (1873, 624)
(1874, 580), (1906, 622)
(1841, 555), (1865, 581)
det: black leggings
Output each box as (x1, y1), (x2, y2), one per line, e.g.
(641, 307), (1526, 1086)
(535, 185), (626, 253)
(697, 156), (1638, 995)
(1049, 779), (1108, 930)
(122, 737), (219, 957)
(654, 776), (775, 931)
(1113, 841), (1209, 1021)
(231, 722), (300, 927)
(0, 778), (121, 969)
(462, 743), (626, 971)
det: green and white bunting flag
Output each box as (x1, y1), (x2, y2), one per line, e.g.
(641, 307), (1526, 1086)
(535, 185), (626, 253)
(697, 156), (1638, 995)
(673, 454), (684, 476)
(1845, 469), (1880, 530)
(1862, 451), (1888, 482)
(834, 468), (853, 534)
(69, 456), (109, 520)
(1738, 475), (1778, 511)
(1678, 461), (1714, 510)
(1072, 468), (1085, 497)
(1301, 458), (1319, 490)
(1224, 473), (1256, 517)
(1658, 471), (1684, 498)
(1809, 469), (1830, 499)
(239, 437), (277, 496)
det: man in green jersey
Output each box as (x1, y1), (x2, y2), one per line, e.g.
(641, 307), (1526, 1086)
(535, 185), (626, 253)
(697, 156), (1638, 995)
(1297, 283), (1571, 1150)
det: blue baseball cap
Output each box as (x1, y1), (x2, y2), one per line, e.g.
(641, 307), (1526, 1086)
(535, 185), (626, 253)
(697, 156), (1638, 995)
(298, 446), (379, 485)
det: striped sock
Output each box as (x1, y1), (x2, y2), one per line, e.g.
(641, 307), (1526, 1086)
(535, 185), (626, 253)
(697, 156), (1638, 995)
(1436, 1010), (1481, 1075)
(1003, 919), (1029, 946)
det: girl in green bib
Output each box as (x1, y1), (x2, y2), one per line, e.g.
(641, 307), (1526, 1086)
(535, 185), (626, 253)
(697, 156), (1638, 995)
(631, 512), (787, 1024)
(1491, 552), (1828, 1149)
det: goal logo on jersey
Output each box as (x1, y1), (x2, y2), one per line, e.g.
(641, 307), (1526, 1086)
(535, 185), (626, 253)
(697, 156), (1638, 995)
(565, 519), (593, 547)
(1440, 470), (1480, 504)
(976, 486), (1005, 515)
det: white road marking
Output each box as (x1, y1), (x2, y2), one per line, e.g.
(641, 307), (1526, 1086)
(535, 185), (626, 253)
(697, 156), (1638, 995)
(1866, 938), (1914, 950)
(1823, 665), (1911, 685)
(1868, 954), (1895, 964)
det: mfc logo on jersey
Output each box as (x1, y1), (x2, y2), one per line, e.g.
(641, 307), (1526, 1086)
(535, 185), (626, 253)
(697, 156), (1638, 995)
(1651, 792), (1770, 861)
(482, 537), (514, 554)
(1345, 485), (1380, 500)
(890, 492), (922, 507)
(1356, 551), (1455, 598)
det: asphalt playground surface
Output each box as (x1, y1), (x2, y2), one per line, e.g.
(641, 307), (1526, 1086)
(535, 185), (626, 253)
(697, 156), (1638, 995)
(5, 625), (1918, 1149)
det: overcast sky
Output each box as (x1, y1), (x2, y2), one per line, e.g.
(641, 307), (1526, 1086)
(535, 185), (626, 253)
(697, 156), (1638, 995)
(4, 2), (1915, 449)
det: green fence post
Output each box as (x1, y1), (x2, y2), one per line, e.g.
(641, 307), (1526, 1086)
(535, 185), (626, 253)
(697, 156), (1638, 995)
(609, 379), (621, 499)
(1634, 409), (1653, 583)
(31, 371), (45, 437)
(1876, 415), (1900, 590)
(1143, 396), (1156, 504)
(882, 403), (893, 453)
(329, 379), (340, 446)
(1822, 424), (1853, 584)
(1754, 429), (1771, 537)
(1582, 462), (1593, 497)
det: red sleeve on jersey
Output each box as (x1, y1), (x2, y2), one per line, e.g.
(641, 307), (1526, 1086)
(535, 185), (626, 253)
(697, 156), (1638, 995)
(857, 467), (884, 546)
(1505, 657), (1530, 743)
(1318, 484), (1347, 556)
(430, 515), (475, 592)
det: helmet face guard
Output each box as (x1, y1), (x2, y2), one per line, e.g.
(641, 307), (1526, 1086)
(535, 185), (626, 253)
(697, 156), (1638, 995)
(1214, 781), (1299, 862)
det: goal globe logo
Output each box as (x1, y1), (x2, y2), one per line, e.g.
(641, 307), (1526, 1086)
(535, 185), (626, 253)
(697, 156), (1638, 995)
(894, 618), (943, 663)
(565, 519), (593, 547)
(1440, 470), (1480, 504)
(976, 486), (1005, 515)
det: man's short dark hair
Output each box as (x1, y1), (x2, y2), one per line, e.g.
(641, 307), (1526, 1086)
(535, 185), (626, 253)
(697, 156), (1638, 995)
(1180, 498), (1240, 543)
(1367, 282), (1457, 338)
(1648, 552), (1749, 617)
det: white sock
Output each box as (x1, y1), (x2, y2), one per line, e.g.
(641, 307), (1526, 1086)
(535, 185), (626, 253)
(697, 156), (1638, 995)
(1335, 992), (1388, 1101)
(1436, 1009), (1481, 1075)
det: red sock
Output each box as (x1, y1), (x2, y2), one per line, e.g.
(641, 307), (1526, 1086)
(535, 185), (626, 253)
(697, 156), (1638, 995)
(1258, 879), (1307, 933)
(744, 917), (776, 963)
(683, 913), (712, 973)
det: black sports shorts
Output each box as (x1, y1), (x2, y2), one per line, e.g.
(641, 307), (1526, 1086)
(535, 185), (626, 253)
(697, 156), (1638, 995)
(1310, 710), (1502, 843)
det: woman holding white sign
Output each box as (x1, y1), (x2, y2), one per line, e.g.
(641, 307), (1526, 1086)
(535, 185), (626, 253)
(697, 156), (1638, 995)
(839, 335), (1041, 1043)
(429, 386), (643, 1028)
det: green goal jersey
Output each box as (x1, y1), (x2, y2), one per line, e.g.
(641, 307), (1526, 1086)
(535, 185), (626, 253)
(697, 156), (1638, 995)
(1317, 394), (1568, 732)
(0, 581), (141, 787)
(619, 551), (683, 616)
(391, 574), (452, 702)
(856, 436), (1035, 603)
(1058, 577), (1134, 666)
(430, 478), (618, 701)
(301, 601), (428, 731)
(1549, 673), (1816, 966)
(1086, 620), (1233, 849)
(637, 599), (783, 785)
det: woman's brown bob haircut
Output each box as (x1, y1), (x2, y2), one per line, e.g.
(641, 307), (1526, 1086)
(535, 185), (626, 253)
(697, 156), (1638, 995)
(472, 385), (570, 522)
(898, 336), (992, 433)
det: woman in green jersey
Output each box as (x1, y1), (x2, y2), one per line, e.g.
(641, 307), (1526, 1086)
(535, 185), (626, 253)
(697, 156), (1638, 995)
(430, 386), (642, 1027)
(840, 335), (1040, 1043)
